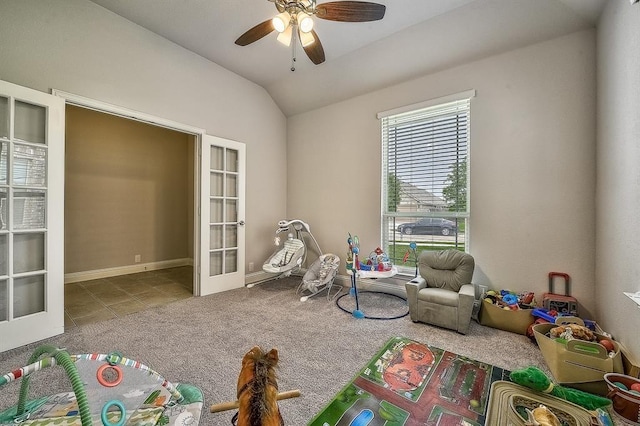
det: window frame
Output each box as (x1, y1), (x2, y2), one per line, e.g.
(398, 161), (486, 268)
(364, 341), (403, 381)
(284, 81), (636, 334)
(378, 90), (474, 276)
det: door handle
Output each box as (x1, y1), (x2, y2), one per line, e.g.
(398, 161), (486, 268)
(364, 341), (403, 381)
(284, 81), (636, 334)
(238, 220), (245, 226)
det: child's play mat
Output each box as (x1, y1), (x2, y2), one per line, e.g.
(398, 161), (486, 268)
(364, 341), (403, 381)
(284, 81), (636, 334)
(0, 345), (203, 426)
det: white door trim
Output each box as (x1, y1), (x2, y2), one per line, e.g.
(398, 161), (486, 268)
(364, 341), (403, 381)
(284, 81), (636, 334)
(51, 90), (207, 295)
(51, 90), (205, 135)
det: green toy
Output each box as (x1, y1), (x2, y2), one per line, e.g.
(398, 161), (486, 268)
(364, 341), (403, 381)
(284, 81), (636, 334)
(509, 366), (612, 411)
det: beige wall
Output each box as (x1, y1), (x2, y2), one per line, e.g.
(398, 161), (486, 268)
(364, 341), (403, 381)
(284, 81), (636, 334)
(65, 105), (192, 273)
(596, 1), (640, 360)
(288, 30), (597, 317)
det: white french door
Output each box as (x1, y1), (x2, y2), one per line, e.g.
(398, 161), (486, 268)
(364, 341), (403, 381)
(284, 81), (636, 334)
(0, 80), (65, 352)
(199, 135), (246, 296)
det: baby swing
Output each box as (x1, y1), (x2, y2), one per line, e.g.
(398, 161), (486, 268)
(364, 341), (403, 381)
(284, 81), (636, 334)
(258, 219), (341, 301)
(261, 219), (313, 277)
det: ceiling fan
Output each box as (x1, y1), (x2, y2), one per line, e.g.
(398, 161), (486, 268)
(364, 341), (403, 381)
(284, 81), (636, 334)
(235, 0), (386, 68)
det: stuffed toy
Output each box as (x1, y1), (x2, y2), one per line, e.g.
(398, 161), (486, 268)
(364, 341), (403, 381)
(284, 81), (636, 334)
(549, 324), (595, 341)
(525, 405), (560, 426)
(509, 366), (611, 411)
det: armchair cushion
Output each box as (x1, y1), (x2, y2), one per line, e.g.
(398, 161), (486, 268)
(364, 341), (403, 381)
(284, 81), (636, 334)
(419, 249), (474, 292)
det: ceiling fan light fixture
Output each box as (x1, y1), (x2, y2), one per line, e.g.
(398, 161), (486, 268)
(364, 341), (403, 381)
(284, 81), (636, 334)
(272, 11), (291, 33)
(299, 28), (315, 47)
(297, 12), (314, 33)
(276, 24), (293, 46)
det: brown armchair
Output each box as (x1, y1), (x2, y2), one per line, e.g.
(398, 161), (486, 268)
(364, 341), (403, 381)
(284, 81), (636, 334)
(405, 249), (475, 334)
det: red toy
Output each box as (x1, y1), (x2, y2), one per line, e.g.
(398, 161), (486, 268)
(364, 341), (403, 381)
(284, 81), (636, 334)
(542, 272), (578, 316)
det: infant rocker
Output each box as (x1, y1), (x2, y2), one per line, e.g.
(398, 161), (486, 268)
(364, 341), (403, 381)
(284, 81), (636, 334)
(297, 253), (341, 302)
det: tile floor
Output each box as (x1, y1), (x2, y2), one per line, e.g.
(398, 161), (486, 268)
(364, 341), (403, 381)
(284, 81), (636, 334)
(64, 266), (193, 328)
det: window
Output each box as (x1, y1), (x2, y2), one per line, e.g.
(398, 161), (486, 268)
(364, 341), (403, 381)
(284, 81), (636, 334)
(379, 91), (474, 275)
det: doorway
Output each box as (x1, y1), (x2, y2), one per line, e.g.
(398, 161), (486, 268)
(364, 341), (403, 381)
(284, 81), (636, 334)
(63, 105), (196, 327)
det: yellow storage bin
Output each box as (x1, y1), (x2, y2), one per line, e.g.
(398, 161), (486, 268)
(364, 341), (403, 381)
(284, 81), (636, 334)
(532, 322), (624, 396)
(479, 299), (534, 335)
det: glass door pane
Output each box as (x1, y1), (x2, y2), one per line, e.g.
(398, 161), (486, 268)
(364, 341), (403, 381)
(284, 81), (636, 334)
(0, 142), (7, 184)
(0, 280), (6, 322)
(14, 275), (45, 318)
(14, 101), (46, 144)
(0, 96), (8, 139)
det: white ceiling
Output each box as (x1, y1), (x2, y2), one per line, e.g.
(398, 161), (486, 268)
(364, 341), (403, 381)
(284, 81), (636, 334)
(87, 0), (606, 116)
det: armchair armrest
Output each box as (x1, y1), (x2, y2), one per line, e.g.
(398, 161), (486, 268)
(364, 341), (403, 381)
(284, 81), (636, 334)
(459, 283), (475, 298)
(406, 276), (426, 288)
(405, 277), (426, 322)
(457, 283), (475, 334)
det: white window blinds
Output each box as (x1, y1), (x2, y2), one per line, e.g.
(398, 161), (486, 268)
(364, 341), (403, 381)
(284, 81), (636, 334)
(381, 97), (470, 216)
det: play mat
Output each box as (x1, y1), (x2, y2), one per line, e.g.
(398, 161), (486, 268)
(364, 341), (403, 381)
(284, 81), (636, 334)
(309, 336), (510, 425)
(0, 345), (203, 425)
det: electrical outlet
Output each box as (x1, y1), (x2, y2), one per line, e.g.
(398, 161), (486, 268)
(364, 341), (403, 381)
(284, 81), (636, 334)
(475, 284), (488, 299)
(134, 254), (141, 263)
(248, 262), (254, 272)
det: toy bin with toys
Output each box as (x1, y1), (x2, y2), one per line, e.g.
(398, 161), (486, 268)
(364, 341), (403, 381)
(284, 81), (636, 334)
(532, 319), (624, 396)
(478, 289), (535, 335)
(604, 372), (640, 424)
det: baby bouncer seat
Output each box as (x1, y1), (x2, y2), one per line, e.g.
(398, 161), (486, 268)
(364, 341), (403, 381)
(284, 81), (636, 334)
(297, 253), (341, 302)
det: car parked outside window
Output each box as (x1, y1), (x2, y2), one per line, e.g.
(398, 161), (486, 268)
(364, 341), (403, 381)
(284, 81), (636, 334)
(396, 218), (457, 236)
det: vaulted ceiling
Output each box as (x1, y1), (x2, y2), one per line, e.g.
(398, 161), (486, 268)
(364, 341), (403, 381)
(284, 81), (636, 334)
(87, 0), (606, 116)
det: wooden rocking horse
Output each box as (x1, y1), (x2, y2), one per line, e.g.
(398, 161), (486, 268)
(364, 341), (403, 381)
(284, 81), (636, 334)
(233, 346), (284, 426)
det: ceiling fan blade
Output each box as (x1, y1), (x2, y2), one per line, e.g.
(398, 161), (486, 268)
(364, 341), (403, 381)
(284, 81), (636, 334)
(235, 19), (275, 46)
(315, 1), (386, 22)
(303, 30), (325, 65)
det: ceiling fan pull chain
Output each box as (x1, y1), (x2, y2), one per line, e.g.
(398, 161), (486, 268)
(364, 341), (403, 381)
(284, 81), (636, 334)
(291, 26), (298, 71)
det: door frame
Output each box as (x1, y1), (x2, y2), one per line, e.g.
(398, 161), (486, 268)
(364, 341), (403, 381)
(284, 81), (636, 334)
(52, 90), (211, 296)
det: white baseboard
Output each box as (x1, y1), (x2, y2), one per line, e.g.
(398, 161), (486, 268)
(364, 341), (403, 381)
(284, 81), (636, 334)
(245, 269), (305, 286)
(64, 258), (193, 284)
(245, 271), (277, 286)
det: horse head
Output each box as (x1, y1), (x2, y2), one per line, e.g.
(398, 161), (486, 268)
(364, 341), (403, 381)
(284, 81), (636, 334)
(236, 346), (283, 426)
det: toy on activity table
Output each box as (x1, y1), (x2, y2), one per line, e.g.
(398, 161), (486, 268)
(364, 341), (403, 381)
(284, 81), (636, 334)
(364, 247), (393, 272)
(0, 345), (203, 425)
(341, 234), (404, 320)
(346, 233), (364, 318)
(509, 366), (612, 411)
(402, 241), (418, 278)
(346, 233), (359, 271)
